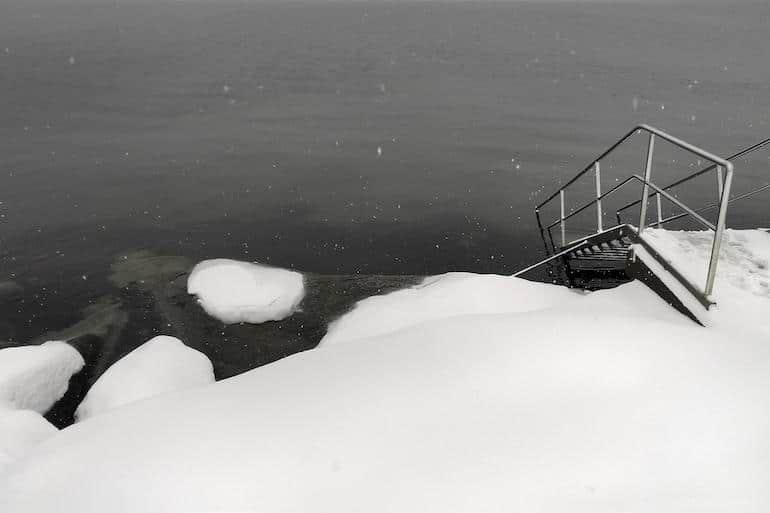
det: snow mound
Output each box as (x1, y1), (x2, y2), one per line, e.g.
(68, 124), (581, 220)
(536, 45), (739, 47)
(75, 336), (214, 422)
(321, 272), (581, 345)
(187, 259), (305, 324)
(0, 407), (57, 473)
(0, 341), (84, 414)
(640, 228), (770, 335)
(3, 281), (763, 513)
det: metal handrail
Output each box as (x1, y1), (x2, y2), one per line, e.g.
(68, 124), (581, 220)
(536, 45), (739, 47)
(545, 175), (716, 234)
(543, 175), (717, 257)
(534, 124), (735, 300)
(511, 241), (588, 278)
(534, 124), (733, 211)
(632, 183), (770, 228)
(615, 136), (770, 218)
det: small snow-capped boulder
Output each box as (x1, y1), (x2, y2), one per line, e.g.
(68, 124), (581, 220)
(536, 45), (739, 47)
(0, 341), (84, 414)
(75, 336), (214, 422)
(187, 259), (305, 324)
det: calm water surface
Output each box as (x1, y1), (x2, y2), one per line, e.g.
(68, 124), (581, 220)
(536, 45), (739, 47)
(2, 0), (770, 342)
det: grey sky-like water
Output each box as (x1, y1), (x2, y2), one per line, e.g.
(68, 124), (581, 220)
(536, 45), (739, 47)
(1, 0), (769, 342)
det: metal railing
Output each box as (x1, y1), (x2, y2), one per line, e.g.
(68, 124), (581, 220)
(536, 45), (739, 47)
(615, 136), (770, 223)
(534, 124), (734, 298)
(619, 182), (770, 229)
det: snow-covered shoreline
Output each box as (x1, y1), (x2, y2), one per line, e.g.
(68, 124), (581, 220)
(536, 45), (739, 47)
(2, 273), (769, 512)
(3, 233), (770, 512)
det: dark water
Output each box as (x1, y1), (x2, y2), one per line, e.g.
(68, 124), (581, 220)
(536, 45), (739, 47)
(2, 0), (770, 343)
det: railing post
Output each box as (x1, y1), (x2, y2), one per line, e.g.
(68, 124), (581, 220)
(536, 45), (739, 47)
(705, 166), (733, 297)
(559, 190), (566, 246)
(638, 133), (655, 233)
(594, 161), (603, 232)
(656, 193), (663, 227)
(716, 164), (724, 200)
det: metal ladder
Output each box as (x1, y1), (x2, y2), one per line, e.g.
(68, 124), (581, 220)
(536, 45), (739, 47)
(515, 125), (770, 308)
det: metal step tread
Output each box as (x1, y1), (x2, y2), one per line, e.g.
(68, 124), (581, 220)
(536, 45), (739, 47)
(569, 236), (631, 263)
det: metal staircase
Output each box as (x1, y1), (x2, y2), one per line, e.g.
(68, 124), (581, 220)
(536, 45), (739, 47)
(514, 124), (770, 313)
(563, 231), (632, 290)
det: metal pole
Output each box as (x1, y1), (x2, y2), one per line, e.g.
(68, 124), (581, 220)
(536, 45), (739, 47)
(594, 161), (603, 232)
(559, 190), (566, 246)
(716, 164), (724, 200)
(705, 167), (733, 297)
(656, 193), (663, 227)
(638, 133), (655, 233)
(534, 209), (552, 255)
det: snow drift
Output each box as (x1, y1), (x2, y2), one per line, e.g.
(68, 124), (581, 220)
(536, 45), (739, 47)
(187, 259), (305, 324)
(0, 341), (84, 414)
(2, 281), (767, 512)
(321, 272), (581, 345)
(75, 336), (214, 422)
(0, 408), (57, 473)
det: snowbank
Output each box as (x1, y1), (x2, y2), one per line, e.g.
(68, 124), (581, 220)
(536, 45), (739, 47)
(640, 228), (770, 335)
(0, 341), (84, 414)
(0, 407), (57, 473)
(321, 272), (581, 345)
(75, 336), (214, 422)
(3, 281), (767, 512)
(187, 259), (305, 324)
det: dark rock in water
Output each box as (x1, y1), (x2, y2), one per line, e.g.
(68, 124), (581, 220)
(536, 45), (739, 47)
(33, 297), (128, 345)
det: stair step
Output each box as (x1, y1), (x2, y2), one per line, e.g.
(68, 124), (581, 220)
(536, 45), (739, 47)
(569, 260), (627, 271)
(549, 225), (637, 290)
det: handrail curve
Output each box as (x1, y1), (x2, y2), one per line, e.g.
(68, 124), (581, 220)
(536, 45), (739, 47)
(533, 125), (737, 301)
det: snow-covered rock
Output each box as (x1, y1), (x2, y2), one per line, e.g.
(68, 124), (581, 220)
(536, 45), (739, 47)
(321, 272), (581, 345)
(75, 336), (214, 422)
(0, 407), (57, 473)
(0, 341), (84, 414)
(187, 259), (305, 324)
(2, 281), (767, 513)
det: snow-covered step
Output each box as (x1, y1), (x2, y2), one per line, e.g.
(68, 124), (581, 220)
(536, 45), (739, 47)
(632, 228), (770, 336)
